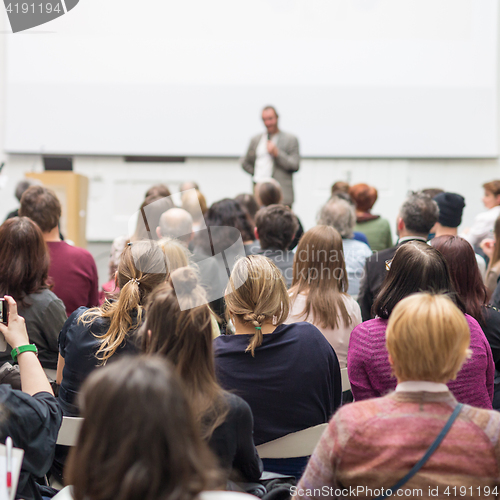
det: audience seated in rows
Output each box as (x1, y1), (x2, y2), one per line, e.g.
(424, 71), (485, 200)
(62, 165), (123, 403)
(5, 174), (500, 498)
(141, 267), (262, 483)
(317, 196), (371, 297)
(0, 217), (66, 370)
(349, 183), (393, 252)
(295, 293), (500, 499)
(348, 241), (494, 409)
(214, 255), (341, 477)
(255, 205), (297, 287)
(357, 191), (439, 321)
(20, 185), (99, 316)
(287, 225), (361, 368)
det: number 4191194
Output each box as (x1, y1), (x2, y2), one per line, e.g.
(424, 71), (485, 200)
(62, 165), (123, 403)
(443, 486), (498, 496)
(5, 3), (61, 14)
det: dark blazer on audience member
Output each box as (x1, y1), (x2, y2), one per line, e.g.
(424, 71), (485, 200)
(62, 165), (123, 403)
(357, 237), (426, 321)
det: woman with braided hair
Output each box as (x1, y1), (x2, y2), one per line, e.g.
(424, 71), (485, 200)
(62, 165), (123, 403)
(214, 255), (342, 478)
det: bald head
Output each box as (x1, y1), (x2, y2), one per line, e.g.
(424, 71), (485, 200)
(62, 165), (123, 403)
(157, 208), (193, 244)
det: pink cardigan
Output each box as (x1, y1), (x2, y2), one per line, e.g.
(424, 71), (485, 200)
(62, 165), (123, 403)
(295, 391), (500, 499)
(347, 315), (494, 409)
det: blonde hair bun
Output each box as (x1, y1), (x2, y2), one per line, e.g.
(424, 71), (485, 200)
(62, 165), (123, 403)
(170, 267), (198, 296)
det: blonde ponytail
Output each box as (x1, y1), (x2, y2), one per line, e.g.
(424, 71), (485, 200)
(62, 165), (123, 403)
(80, 241), (167, 364)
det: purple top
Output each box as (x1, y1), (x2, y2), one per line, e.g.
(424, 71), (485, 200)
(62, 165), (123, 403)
(347, 315), (495, 409)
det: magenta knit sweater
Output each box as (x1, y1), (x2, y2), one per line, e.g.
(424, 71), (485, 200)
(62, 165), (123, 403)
(347, 315), (495, 409)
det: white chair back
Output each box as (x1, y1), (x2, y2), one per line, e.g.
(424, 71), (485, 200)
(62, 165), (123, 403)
(43, 368), (57, 381)
(256, 423), (328, 459)
(341, 367), (351, 392)
(56, 416), (84, 447)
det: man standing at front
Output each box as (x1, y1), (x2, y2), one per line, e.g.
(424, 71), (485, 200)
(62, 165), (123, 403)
(241, 106), (300, 207)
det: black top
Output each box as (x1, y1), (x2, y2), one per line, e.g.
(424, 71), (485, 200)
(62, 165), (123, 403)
(357, 238), (427, 321)
(482, 305), (500, 372)
(0, 290), (67, 370)
(213, 322), (341, 446)
(357, 245), (398, 321)
(58, 307), (139, 416)
(208, 392), (262, 482)
(0, 387), (62, 500)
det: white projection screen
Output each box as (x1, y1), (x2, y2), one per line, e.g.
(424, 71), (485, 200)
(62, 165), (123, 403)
(4, 0), (498, 158)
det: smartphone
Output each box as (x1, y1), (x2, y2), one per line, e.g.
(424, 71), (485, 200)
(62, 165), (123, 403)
(0, 299), (7, 351)
(0, 298), (7, 326)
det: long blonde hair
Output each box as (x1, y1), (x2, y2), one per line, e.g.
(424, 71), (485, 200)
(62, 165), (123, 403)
(225, 255), (289, 356)
(80, 241), (167, 364)
(289, 226), (351, 330)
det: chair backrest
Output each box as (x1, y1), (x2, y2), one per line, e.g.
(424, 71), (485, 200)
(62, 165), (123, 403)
(57, 416), (84, 447)
(255, 423), (328, 459)
(43, 368), (58, 381)
(341, 367), (351, 392)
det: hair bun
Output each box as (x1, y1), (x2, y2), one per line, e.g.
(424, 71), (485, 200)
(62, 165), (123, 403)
(170, 267), (198, 296)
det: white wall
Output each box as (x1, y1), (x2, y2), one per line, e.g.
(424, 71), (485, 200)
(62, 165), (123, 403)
(0, 7), (499, 243)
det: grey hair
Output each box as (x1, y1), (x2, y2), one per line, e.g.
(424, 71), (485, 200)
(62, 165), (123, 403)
(158, 208), (193, 243)
(317, 196), (356, 238)
(399, 192), (439, 236)
(15, 179), (39, 202)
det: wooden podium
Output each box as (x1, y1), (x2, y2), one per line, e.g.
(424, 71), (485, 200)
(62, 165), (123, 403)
(26, 172), (89, 248)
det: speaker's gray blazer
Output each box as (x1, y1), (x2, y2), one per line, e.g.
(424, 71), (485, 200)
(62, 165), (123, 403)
(241, 131), (300, 206)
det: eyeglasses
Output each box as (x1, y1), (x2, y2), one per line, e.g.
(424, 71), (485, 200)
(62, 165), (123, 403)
(385, 259), (393, 271)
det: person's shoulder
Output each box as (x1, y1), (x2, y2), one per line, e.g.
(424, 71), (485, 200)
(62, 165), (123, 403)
(213, 334), (243, 350)
(0, 385), (58, 415)
(62, 242), (96, 262)
(279, 130), (298, 142)
(345, 238), (372, 255)
(330, 396), (389, 432)
(460, 404), (500, 441)
(29, 288), (64, 307)
(224, 391), (252, 416)
(366, 245), (397, 265)
(68, 307), (109, 335)
(278, 322), (330, 344)
(464, 313), (484, 331)
(352, 318), (387, 337)
(250, 133), (264, 143)
(341, 293), (362, 313)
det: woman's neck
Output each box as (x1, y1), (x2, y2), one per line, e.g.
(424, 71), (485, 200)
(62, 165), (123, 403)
(232, 318), (276, 335)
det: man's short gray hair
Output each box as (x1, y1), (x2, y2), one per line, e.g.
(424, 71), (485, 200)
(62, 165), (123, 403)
(317, 196), (356, 238)
(399, 192), (439, 236)
(158, 208), (193, 244)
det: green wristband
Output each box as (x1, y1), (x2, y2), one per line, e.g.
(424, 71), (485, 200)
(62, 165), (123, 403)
(11, 344), (38, 363)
